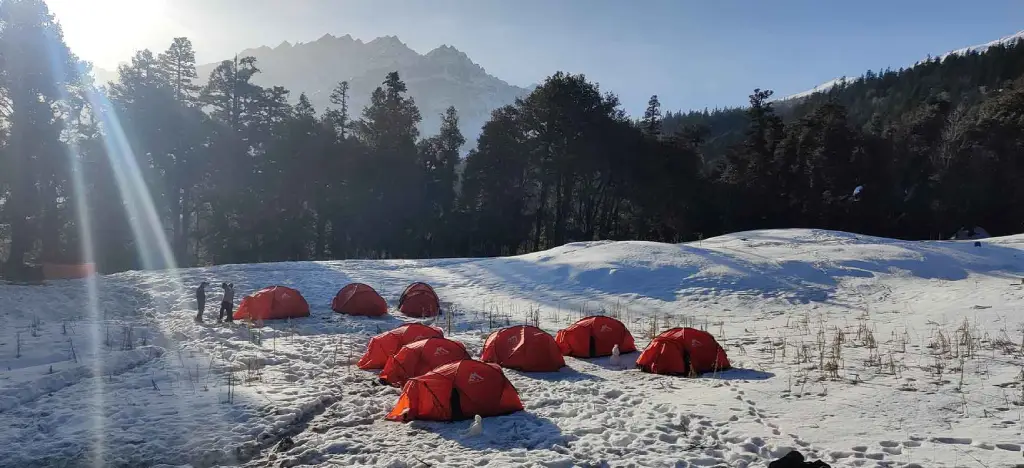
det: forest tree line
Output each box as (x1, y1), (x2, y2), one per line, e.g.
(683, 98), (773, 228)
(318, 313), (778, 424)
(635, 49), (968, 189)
(2, 0), (1024, 275)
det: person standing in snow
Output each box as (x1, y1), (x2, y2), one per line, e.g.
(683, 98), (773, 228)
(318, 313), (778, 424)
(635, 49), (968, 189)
(218, 283), (235, 323)
(195, 281), (209, 322)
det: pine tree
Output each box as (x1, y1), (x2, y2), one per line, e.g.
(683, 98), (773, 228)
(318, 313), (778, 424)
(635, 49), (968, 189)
(418, 106), (465, 254)
(324, 80), (358, 257)
(460, 105), (533, 255)
(642, 94), (662, 136)
(156, 37), (200, 106)
(355, 71), (422, 256)
(720, 88), (785, 230)
(199, 56), (267, 262)
(150, 37), (204, 263)
(328, 80), (351, 139)
(0, 0), (80, 274)
(201, 56), (262, 131)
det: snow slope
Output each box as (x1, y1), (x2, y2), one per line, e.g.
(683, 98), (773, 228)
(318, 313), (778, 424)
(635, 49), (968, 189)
(782, 77), (851, 101)
(783, 30), (1024, 101)
(1, 229), (1023, 467)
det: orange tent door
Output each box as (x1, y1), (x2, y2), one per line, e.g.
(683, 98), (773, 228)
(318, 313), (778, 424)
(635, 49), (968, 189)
(387, 377), (455, 421)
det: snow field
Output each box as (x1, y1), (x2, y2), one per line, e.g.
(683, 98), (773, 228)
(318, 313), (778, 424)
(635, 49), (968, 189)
(0, 229), (1022, 467)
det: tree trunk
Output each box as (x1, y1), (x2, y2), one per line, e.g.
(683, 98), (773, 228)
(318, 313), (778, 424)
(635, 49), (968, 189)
(314, 206), (327, 260)
(4, 196), (32, 272)
(553, 174), (564, 246)
(3, 98), (35, 274)
(553, 173), (572, 246)
(533, 179), (548, 251)
(40, 184), (61, 262)
(177, 184), (191, 266)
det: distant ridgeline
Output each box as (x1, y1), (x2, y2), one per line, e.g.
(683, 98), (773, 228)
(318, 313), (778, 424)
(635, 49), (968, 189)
(663, 36), (1024, 164)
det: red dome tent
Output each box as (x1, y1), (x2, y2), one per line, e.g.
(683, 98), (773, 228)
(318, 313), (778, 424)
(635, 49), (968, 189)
(398, 282), (440, 318)
(386, 359), (524, 422)
(233, 286), (310, 322)
(636, 327), (731, 376)
(481, 325), (565, 372)
(379, 337), (471, 387)
(332, 283), (388, 317)
(357, 324), (444, 370)
(555, 316), (637, 358)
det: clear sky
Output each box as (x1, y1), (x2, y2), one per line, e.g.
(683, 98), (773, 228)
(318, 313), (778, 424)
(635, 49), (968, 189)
(45, 0), (1024, 115)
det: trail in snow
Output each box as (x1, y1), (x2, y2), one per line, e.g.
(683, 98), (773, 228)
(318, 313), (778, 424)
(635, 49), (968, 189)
(0, 229), (1022, 467)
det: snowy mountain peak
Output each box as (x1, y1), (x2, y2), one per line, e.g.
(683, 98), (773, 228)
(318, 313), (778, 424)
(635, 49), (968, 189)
(91, 33), (530, 147)
(367, 34), (409, 50)
(187, 33), (530, 147)
(426, 44), (483, 71)
(427, 44), (466, 59)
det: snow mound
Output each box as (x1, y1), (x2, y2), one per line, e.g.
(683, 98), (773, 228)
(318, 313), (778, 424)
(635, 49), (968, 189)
(1, 228), (1021, 467)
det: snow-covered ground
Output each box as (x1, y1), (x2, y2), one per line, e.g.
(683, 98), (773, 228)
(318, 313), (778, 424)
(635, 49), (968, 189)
(1, 229), (1023, 467)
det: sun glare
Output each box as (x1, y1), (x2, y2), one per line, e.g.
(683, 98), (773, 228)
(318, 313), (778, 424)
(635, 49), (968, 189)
(45, 0), (176, 69)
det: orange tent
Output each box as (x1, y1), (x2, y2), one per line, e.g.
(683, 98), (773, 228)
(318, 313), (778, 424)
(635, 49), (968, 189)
(386, 359), (524, 422)
(332, 283), (388, 317)
(481, 325), (565, 372)
(233, 286), (310, 322)
(398, 282), (440, 318)
(636, 327), (731, 376)
(379, 337), (470, 387)
(357, 323), (445, 370)
(555, 316), (637, 358)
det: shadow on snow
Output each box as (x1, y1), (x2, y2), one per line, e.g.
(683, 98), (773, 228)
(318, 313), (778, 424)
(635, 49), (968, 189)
(409, 410), (571, 450)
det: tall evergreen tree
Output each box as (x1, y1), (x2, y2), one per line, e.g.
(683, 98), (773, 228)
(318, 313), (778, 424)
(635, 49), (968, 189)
(418, 106), (465, 254)
(328, 80), (351, 138)
(199, 56), (267, 262)
(0, 0), (79, 274)
(642, 94), (662, 136)
(720, 88), (785, 230)
(156, 37), (200, 106)
(356, 71), (422, 256)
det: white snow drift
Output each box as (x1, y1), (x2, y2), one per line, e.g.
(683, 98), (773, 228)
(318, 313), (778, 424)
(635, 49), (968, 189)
(0, 228), (1022, 467)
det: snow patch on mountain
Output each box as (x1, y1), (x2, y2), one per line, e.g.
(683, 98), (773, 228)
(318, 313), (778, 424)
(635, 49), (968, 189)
(783, 30), (1024, 101)
(937, 29), (1024, 62)
(782, 77), (850, 101)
